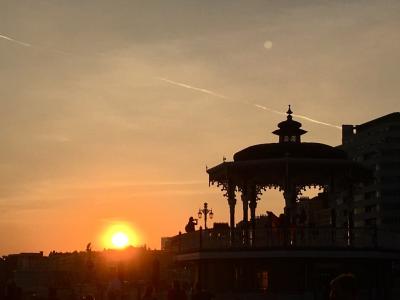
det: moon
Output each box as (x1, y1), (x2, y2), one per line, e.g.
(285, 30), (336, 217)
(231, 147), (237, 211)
(264, 40), (273, 50)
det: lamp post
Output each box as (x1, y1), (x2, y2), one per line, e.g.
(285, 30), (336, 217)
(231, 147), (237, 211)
(198, 202), (214, 229)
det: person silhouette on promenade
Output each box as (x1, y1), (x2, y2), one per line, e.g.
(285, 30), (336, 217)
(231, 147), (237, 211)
(329, 273), (358, 300)
(191, 282), (213, 300)
(141, 285), (156, 300)
(106, 271), (122, 300)
(5, 280), (22, 300)
(185, 217), (197, 233)
(168, 280), (187, 300)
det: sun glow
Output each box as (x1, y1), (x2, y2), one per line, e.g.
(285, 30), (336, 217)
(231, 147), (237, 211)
(111, 232), (129, 248)
(101, 222), (139, 249)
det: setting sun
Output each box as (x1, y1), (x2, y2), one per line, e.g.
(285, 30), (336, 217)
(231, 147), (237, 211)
(111, 232), (129, 248)
(101, 222), (139, 249)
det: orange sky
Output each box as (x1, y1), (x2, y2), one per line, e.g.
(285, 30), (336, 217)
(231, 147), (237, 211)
(1, 1), (400, 255)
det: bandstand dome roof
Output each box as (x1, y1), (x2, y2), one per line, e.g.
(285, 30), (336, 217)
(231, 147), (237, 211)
(234, 105), (347, 161)
(207, 106), (371, 186)
(234, 142), (347, 161)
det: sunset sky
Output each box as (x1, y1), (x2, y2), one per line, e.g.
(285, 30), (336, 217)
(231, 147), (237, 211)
(1, 0), (399, 255)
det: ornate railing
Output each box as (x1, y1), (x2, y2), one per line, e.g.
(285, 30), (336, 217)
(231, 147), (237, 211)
(165, 227), (400, 253)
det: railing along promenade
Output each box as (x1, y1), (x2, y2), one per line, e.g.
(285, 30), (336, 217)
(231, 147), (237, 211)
(167, 227), (400, 254)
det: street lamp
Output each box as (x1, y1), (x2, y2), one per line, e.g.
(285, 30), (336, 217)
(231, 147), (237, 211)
(198, 202), (213, 229)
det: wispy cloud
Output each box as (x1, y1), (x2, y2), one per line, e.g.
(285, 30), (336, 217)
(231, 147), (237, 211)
(11, 180), (206, 195)
(156, 77), (341, 130)
(0, 199), (53, 214)
(36, 134), (71, 143)
(122, 180), (205, 186)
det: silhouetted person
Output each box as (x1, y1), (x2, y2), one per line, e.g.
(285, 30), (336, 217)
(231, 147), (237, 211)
(329, 273), (358, 300)
(141, 286), (156, 300)
(107, 274), (122, 300)
(265, 214), (272, 229)
(191, 283), (213, 300)
(185, 217), (197, 233)
(298, 208), (307, 225)
(48, 286), (58, 300)
(5, 280), (21, 300)
(278, 213), (287, 228)
(168, 281), (187, 300)
(278, 213), (288, 245)
(331, 209), (337, 228)
(151, 258), (160, 289)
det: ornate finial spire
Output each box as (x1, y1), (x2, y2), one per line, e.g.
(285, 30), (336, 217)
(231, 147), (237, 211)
(287, 105), (293, 120)
(272, 105), (307, 143)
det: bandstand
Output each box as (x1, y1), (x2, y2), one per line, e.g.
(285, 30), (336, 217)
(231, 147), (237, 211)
(167, 107), (400, 300)
(207, 106), (369, 247)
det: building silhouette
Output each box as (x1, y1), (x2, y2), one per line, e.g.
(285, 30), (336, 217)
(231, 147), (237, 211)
(340, 112), (400, 231)
(0, 247), (172, 300)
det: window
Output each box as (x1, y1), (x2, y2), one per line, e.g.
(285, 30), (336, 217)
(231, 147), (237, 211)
(354, 207), (364, 214)
(290, 136), (297, 142)
(383, 217), (400, 224)
(385, 137), (400, 143)
(365, 204), (377, 213)
(389, 125), (400, 131)
(364, 191), (375, 200)
(365, 218), (377, 226)
(257, 271), (269, 290)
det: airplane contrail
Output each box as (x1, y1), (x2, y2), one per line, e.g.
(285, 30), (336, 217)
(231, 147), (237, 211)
(0, 32), (73, 56)
(156, 77), (341, 130)
(0, 32), (342, 130)
(291, 113), (341, 129)
(156, 77), (228, 100)
(253, 103), (341, 129)
(0, 33), (32, 47)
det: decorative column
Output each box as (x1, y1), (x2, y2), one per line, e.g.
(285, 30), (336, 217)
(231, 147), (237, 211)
(283, 156), (295, 225)
(283, 186), (297, 247)
(241, 186), (249, 246)
(248, 184), (257, 246)
(283, 187), (296, 224)
(328, 175), (336, 208)
(227, 181), (236, 246)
